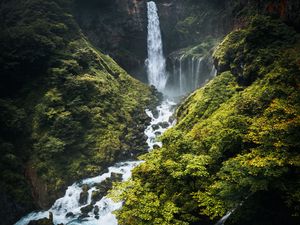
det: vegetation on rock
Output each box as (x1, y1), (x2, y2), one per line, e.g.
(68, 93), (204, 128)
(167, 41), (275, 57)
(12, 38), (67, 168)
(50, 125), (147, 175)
(113, 16), (300, 225)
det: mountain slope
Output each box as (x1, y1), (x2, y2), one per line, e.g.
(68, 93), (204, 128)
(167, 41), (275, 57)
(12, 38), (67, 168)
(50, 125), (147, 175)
(0, 0), (158, 224)
(114, 15), (300, 225)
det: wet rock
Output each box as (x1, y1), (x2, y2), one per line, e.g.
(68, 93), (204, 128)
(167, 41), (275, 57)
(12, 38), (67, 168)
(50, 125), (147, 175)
(28, 212), (54, 225)
(153, 144), (160, 149)
(152, 109), (159, 119)
(80, 204), (93, 214)
(91, 190), (103, 204)
(94, 205), (99, 215)
(91, 177), (114, 204)
(28, 218), (54, 225)
(169, 115), (175, 124)
(79, 184), (89, 205)
(96, 177), (113, 191)
(78, 213), (89, 220)
(157, 121), (169, 128)
(152, 124), (160, 130)
(65, 212), (74, 218)
(49, 212), (53, 222)
(154, 131), (162, 136)
(111, 172), (123, 182)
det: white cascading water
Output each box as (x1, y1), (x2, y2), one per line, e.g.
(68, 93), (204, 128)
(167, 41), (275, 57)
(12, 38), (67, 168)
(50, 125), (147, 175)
(194, 57), (204, 90)
(179, 55), (185, 94)
(15, 99), (175, 225)
(15, 162), (140, 225)
(15, 3), (175, 225)
(146, 1), (168, 91)
(170, 55), (217, 96)
(215, 210), (235, 225)
(171, 55), (204, 95)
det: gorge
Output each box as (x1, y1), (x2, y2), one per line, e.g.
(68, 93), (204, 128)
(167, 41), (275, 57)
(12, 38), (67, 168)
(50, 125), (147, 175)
(15, 3), (176, 224)
(0, 0), (299, 225)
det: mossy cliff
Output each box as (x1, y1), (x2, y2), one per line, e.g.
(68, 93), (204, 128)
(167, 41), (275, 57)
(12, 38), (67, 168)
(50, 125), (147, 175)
(0, 0), (158, 224)
(113, 16), (300, 225)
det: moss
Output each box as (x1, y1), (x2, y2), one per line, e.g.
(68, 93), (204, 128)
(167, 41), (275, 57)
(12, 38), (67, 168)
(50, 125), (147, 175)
(213, 15), (298, 85)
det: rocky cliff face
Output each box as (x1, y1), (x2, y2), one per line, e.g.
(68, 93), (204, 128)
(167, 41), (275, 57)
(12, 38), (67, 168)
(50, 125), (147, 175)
(73, 0), (300, 83)
(73, 0), (148, 82)
(72, 0), (232, 88)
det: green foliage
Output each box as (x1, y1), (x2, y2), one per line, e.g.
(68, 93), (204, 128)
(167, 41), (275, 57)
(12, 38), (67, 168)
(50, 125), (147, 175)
(176, 16), (198, 35)
(0, 99), (33, 210)
(116, 16), (300, 225)
(0, 0), (157, 220)
(214, 15), (298, 85)
(28, 30), (155, 200)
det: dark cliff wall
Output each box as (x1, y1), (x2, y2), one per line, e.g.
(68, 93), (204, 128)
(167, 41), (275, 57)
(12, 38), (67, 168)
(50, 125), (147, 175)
(156, 0), (300, 55)
(73, 0), (148, 82)
(73, 0), (299, 82)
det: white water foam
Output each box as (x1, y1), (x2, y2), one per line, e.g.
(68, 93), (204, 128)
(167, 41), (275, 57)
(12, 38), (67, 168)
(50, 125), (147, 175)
(146, 1), (168, 91)
(15, 162), (140, 225)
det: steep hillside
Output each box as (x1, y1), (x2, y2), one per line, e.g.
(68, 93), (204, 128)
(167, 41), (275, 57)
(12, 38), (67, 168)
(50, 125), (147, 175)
(113, 16), (300, 225)
(0, 0), (158, 224)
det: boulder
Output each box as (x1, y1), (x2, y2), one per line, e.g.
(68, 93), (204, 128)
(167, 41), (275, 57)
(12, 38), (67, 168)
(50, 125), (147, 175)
(91, 177), (115, 204)
(65, 212), (74, 218)
(94, 205), (99, 215)
(28, 218), (53, 225)
(80, 204), (93, 214)
(79, 184), (89, 205)
(152, 124), (160, 130)
(157, 121), (169, 129)
(152, 109), (159, 119)
(154, 131), (162, 136)
(111, 172), (123, 182)
(91, 190), (103, 204)
(153, 144), (161, 149)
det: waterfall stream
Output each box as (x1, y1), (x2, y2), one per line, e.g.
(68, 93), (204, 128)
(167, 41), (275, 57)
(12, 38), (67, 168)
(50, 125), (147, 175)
(170, 56), (207, 96)
(15, 2), (175, 225)
(15, 1), (218, 224)
(15, 99), (175, 225)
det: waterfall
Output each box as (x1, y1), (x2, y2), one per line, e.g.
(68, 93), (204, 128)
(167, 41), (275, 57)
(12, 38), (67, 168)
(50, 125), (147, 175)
(214, 200), (246, 225)
(15, 3), (178, 225)
(210, 64), (217, 77)
(191, 56), (195, 89)
(179, 55), (185, 94)
(170, 55), (205, 96)
(15, 101), (176, 225)
(146, 1), (168, 92)
(215, 209), (235, 225)
(195, 57), (204, 89)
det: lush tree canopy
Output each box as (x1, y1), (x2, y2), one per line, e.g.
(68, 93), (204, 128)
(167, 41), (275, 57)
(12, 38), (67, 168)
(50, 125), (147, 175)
(113, 16), (300, 225)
